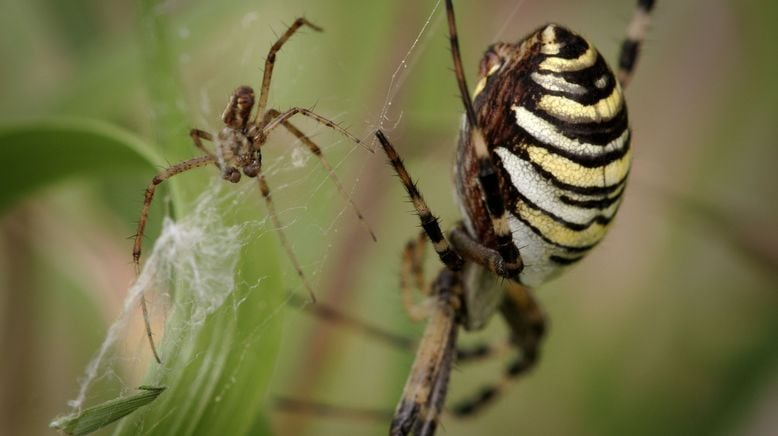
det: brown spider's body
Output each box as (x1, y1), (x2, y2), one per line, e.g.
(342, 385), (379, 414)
(211, 85), (263, 182)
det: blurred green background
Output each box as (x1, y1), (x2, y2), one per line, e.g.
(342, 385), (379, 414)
(1, 0), (777, 435)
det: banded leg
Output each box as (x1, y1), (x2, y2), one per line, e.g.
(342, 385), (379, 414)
(618, 0), (656, 88)
(256, 169), (318, 303)
(263, 109), (377, 241)
(132, 155), (217, 363)
(375, 130), (464, 272)
(255, 18), (323, 119)
(455, 337), (512, 364)
(450, 281), (546, 417)
(391, 270), (461, 436)
(445, 0), (522, 277)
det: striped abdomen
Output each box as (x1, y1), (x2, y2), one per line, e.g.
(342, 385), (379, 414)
(455, 24), (630, 287)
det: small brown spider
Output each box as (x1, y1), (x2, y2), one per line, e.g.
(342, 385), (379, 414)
(131, 18), (374, 363)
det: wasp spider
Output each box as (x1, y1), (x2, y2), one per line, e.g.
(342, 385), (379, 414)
(132, 18), (374, 363)
(371, 0), (656, 434)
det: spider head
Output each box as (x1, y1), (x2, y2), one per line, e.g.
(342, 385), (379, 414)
(472, 43), (514, 99)
(222, 86), (255, 129)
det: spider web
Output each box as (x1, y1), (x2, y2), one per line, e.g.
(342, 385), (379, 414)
(56, 0), (469, 432)
(66, 181), (261, 411)
(373, 0), (444, 136)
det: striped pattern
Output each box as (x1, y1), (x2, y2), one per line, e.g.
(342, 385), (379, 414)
(456, 24), (631, 288)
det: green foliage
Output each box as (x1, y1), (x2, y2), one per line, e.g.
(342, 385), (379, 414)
(0, 119), (161, 213)
(50, 386), (166, 436)
(1, 0), (286, 434)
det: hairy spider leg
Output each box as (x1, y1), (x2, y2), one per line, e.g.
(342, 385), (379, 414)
(132, 155), (216, 363)
(264, 109), (377, 241)
(375, 130), (464, 271)
(255, 107), (375, 302)
(255, 17), (323, 121)
(189, 129), (217, 159)
(262, 107), (366, 150)
(255, 168), (319, 302)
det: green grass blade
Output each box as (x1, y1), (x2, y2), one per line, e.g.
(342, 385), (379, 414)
(0, 118), (162, 213)
(109, 0), (287, 434)
(49, 386), (166, 436)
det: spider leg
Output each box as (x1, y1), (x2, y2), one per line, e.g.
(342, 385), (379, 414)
(132, 155), (216, 363)
(410, 231), (428, 293)
(263, 109), (377, 241)
(189, 128), (217, 159)
(618, 0), (656, 88)
(449, 281), (546, 417)
(375, 130), (464, 272)
(289, 289), (509, 365)
(455, 337), (512, 364)
(262, 107), (370, 152)
(376, 126), (517, 293)
(275, 396), (393, 422)
(287, 294), (414, 352)
(391, 269), (461, 436)
(256, 168), (319, 303)
(190, 128), (244, 182)
(449, 225), (510, 277)
(362, 224), (513, 359)
(402, 232), (432, 321)
(415, 329), (457, 436)
(445, 0), (523, 279)
(402, 231), (517, 366)
(255, 17), (323, 119)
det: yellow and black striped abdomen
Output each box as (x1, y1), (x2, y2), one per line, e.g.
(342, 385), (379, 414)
(456, 24), (630, 287)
